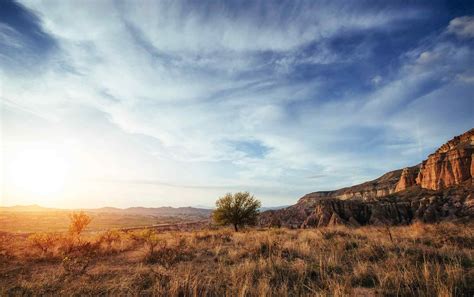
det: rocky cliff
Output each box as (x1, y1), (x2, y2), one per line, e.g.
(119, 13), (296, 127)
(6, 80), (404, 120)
(395, 166), (419, 192)
(260, 182), (473, 228)
(260, 128), (474, 228)
(301, 169), (403, 202)
(415, 128), (474, 190)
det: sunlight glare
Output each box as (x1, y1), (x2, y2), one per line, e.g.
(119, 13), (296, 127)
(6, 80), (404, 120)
(6, 144), (70, 197)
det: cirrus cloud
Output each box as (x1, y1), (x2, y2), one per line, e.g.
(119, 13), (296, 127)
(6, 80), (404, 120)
(1, 0), (473, 208)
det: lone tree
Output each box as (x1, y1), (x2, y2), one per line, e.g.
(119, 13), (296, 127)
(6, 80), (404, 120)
(212, 192), (261, 231)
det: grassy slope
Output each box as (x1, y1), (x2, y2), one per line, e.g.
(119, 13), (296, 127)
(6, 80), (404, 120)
(1, 223), (473, 296)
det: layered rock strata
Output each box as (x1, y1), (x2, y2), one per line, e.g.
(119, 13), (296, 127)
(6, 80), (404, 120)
(260, 128), (474, 228)
(415, 129), (474, 190)
(260, 182), (473, 228)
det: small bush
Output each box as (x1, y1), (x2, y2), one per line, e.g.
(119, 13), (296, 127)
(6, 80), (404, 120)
(68, 211), (92, 237)
(148, 245), (195, 266)
(131, 229), (163, 261)
(61, 241), (100, 275)
(98, 230), (123, 253)
(0, 234), (15, 260)
(62, 255), (91, 275)
(28, 232), (57, 257)
(56, 211), (94, 256)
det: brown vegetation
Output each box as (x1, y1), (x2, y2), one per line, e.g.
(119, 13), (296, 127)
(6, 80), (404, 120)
(1, 220), (473, 296)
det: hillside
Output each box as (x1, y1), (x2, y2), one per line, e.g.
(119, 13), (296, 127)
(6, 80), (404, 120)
(260, 128), (474, 228)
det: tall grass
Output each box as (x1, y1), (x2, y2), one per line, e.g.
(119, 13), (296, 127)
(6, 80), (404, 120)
(0, 222), (473, 296)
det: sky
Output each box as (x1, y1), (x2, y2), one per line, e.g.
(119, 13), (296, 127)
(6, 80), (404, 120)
(1, 0), (473, 209)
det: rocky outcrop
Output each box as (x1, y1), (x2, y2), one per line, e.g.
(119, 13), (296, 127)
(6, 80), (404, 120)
(259, 128), (474, 228)
(302, 169), (403, 202)
(416, 129), (474, 190)
(301, 129), (474, 201)
(259, 182), (474, 228)
(300, 199), (411, 227)
(395, 166), (419, 192)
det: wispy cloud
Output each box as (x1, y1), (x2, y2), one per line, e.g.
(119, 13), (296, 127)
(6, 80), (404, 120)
(447, 16), (474, 39)
(1, 0), (473, 207)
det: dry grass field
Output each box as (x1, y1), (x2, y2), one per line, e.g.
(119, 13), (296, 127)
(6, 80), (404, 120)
(1, 220), (473, 296)
(0, 211), (208, 233)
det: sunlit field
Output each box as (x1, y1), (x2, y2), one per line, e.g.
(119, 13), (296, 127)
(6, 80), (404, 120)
(0, 211), (167, 233)
(0, 210), (209, 233)
(1, 219), (473, 296)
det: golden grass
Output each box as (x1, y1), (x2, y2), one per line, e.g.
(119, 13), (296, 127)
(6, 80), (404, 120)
(0, 211), (192, 233)
(1, 222), (473, 296)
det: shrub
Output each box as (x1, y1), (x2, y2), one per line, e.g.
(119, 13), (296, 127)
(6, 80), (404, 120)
(57, 212), (92, 255)
(62, 254), (91, 275)
(61, 240), (100, 275)
(98, 230), (123, 252)
(149, 246), (194, 266)
(28, 232), (57, 257)
(131, 229), (162, 260)
(0, 234), (15, 260)
(68, 211), (92, 237)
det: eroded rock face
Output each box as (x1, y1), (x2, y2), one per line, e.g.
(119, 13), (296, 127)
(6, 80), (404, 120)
(259, 183), (473, 228)
(395, 166), (419, 192)
(260, 197), (411, 228)
(301, 169), (403, 202)
(416, 129), (474, 190)
(259, 128), (474, 228)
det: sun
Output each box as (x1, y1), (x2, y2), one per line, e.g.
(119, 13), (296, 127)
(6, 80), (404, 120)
(5, 144), (70, 198)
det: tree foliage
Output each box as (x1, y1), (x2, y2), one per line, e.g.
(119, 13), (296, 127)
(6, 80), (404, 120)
(212, 192), (261, 231)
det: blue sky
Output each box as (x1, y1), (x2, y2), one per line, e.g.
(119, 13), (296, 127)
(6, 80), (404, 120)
(1, 0), (473, 208)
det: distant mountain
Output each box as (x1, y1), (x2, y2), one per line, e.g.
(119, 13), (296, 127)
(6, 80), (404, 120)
(90, 206), (212, 217)
(192, 205), (290, 212)
(260, 206), (290, 211)
(1, 204), (289, 217)
(260, 128), (474, 228)
(192, 204), (213, 210)
(0, 205), (58, 212)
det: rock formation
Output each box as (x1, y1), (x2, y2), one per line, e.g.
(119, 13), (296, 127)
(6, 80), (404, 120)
(395, 166), (419, 192)
(260, 180), (474, 228)
(259, 128), (474, 228)
(301, 169), (403, 202)
(415, 128), (474, 190)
